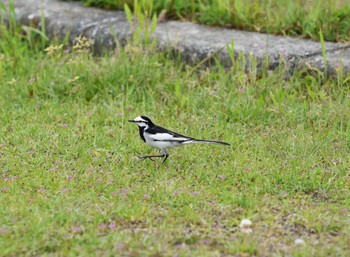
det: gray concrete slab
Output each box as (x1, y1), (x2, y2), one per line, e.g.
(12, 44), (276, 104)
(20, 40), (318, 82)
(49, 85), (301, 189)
(303, 47), (350, 75)
(3, 0), (350, 75)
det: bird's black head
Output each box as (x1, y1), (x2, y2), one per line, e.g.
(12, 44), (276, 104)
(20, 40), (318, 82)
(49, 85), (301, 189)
(128, 116), (154, 128)
(140, 116), (152, 123)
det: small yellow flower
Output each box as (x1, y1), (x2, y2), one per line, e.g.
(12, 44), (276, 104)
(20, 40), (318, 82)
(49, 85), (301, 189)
(73, 35), (94, 52)
(44, 44), (63, 57)
(67, 76), (80, 84)
(7, 78), (17, 86)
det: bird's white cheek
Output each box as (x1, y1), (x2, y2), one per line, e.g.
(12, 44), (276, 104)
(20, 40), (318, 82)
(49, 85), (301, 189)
(141, 123), (148, 127)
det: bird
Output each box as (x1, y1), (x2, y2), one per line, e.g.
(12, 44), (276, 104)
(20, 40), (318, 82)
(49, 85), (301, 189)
(128, 116), (230, 163)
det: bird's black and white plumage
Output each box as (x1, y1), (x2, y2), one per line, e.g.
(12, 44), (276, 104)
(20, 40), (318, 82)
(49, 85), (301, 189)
(128, 116), (230, 163)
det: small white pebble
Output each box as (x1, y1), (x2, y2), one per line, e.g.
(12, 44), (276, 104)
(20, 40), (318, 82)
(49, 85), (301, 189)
(295, 238), (305, 245)
(239, 218), (252, 228)
(28, 14), (36, 20)
(239, 218), (253, 234)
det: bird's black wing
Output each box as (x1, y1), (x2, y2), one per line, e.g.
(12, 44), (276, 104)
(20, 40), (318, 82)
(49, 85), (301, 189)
(147, 125), (194, 141)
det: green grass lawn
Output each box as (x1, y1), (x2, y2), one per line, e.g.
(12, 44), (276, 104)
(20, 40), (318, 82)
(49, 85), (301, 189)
(69, 0), (350, 42)
(1, 5), (350, 256)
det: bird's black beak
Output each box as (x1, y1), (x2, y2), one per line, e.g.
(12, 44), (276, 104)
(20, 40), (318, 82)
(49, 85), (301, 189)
(128, 120), (136, 123)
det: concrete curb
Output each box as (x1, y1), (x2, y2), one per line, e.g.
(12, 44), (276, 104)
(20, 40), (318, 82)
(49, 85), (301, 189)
(4, 0), (350, 76)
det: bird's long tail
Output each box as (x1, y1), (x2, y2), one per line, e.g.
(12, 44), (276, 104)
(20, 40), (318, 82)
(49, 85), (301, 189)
(190, 139), (230, 146)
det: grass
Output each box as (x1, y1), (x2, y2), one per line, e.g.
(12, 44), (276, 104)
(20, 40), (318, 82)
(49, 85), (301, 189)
(1, 3), (350, 256)
(67, 0), (350, 42)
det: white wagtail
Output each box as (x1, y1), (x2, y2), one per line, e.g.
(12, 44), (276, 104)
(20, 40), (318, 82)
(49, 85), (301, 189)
(129, 116), (230, 163)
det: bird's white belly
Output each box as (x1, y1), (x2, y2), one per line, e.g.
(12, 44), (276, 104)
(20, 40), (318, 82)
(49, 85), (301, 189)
(144, 135), (180, 149)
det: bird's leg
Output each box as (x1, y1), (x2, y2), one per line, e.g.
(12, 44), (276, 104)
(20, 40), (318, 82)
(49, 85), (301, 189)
(162, 154), (169, 163)
(161, 149), (169, 163)
(139, 149), (169, 164)
(139, 154), (164, 161)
